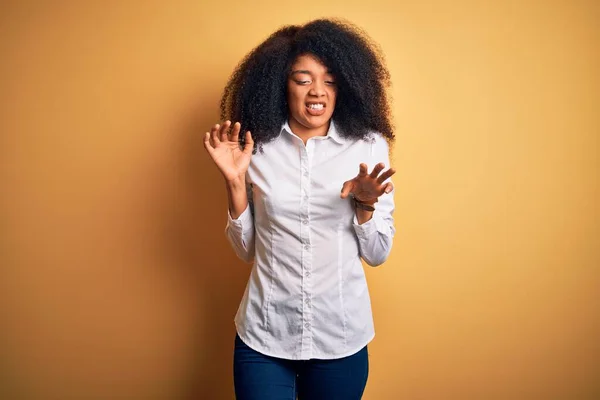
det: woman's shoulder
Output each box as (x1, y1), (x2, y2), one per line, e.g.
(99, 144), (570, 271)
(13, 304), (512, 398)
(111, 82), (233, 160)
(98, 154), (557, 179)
(355, 130), (390, 155)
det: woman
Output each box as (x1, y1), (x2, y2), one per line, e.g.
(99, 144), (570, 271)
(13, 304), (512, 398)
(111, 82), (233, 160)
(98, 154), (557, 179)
(203, 18), (396, 400)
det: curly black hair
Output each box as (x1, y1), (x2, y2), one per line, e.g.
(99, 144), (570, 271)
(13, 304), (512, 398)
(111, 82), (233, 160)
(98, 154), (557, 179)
(220, 18), (394, 153)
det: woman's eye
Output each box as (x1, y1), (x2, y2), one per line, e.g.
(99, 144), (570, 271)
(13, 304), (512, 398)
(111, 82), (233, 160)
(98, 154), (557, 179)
(294, 80), (336, 85)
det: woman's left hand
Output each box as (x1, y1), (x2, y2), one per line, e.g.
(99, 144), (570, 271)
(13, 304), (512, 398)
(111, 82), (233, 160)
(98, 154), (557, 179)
(340, 163), (396, 204)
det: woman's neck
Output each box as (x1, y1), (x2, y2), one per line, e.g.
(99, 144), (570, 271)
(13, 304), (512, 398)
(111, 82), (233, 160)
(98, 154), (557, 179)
(288, 118), (330, 145)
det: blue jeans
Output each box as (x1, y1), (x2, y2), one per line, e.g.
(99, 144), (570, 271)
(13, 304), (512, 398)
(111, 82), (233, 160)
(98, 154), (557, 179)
(233, 334), (369, 400)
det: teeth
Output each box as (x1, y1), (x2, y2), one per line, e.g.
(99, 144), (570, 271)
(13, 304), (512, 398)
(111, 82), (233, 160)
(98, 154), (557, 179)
(308, 104), (324, 110)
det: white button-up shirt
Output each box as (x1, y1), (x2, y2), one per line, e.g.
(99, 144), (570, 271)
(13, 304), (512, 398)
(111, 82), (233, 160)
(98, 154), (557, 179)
(225, 119), (395, 360)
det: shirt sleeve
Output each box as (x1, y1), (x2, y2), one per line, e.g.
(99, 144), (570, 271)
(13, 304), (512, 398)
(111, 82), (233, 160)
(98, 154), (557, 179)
(352, 134), (396, 267)
(225, 181), (255, 264)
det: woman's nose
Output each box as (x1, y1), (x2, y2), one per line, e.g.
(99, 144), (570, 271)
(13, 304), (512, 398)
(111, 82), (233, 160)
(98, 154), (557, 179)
(309, 80), (326, 96)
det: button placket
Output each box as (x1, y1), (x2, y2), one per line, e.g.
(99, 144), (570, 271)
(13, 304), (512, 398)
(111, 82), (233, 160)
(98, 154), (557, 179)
(299, 143), (314, 358)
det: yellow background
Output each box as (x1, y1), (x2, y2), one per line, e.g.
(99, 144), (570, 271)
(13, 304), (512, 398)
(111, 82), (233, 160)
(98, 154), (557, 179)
(1, 1), (598, 399)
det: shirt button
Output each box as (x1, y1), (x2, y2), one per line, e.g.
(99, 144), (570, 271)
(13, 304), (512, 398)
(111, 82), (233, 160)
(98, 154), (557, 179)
(303, 171), (309, 177)
(302, 219), (309, 225)
(305, 271), (311, 277)
(304, 322), (311, 329)
(304, 244), (310, 250)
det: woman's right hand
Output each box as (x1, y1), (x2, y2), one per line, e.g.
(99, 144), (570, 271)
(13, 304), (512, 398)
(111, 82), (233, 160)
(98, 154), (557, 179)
(203, 121), (254, 183)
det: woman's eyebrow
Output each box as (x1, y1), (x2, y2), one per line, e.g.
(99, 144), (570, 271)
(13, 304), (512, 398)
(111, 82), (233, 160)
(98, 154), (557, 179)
(290, 69), (334, 75)
(290, 70), (312, 75)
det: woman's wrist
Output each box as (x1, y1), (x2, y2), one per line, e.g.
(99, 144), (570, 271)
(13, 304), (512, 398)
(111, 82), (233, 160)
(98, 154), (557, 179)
(225, 175), (246, 190)
(225, 174), (248, 220)
(352, 194), (377, 210)
(353, 199), (376, 211)
(351, 194), (376, 224)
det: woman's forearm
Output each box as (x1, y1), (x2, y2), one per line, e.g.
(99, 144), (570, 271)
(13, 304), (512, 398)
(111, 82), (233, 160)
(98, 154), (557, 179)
(355, 208), (374, 225)
(226, 177), (248, 219)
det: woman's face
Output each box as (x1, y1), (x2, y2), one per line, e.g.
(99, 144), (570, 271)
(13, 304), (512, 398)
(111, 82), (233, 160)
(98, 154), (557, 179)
(286, 53), (337, 132)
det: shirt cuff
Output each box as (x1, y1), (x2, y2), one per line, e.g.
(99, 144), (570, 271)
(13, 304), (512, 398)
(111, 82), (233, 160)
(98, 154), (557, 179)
(227, 203), (253, 228)
(352, 210), (388, 239)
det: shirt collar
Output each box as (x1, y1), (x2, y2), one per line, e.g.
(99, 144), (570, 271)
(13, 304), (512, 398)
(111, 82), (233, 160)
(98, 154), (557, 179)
(281, 119), (346, 145)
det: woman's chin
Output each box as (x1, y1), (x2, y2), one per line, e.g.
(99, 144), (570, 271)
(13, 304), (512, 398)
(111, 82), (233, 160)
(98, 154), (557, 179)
(302, 113), (332, 127)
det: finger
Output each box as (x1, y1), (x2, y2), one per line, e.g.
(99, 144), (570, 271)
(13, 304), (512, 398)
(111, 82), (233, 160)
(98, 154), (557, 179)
(243, 131), (254, 155)
(376, 167), (396, 184)
(203, 132), (215, 154)
(340, 180), (354, 199)
(211, 123), (221, 145)
(219, 120), (231, 142)
(231, 121), (241, 143)
(358, 163), (368, 177)
(369, 162), (385, 179)
(383, 182), (394, 194)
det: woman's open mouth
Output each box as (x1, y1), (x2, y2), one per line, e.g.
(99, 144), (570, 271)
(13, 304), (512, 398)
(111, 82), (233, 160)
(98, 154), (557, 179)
(306, 102), (326, 116)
